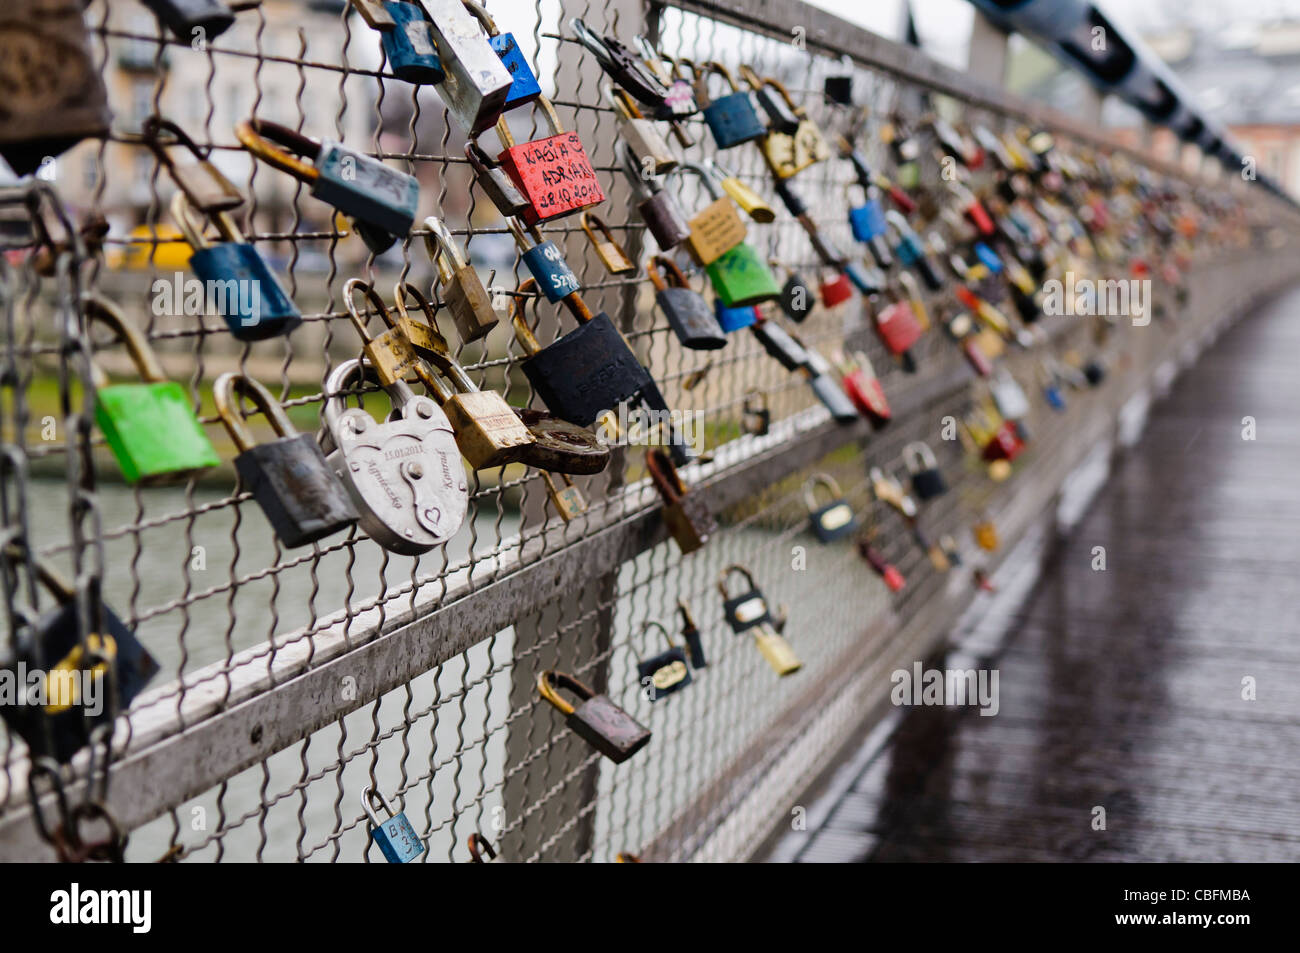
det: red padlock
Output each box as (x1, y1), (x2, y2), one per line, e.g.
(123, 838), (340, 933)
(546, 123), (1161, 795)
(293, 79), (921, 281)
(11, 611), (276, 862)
(495, 96), (604, 225)
(857, 539), (905, 591)
(819, 271), (854, 308)
(873, 290), (923, 356)
(982, 420), (1025, 462)
(837, 350), (891, 427)
(949, 182), (994, 237)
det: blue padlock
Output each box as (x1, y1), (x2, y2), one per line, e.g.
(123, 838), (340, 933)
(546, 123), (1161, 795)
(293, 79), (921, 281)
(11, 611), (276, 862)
(697, 63), (766, 149)
(171, 193), (302, 341)
(237, 120), (419, 254)
(973, 241), (1003, 274)
(715, 299), (758, 333)
(845, 261), (884, 296)
(848, 185), (888, 243)
(379, 1), (444, 84)
(509, 220), (579, 303)
(491, 33), (541, 109)
(1044, 384), (1067, 411)
(363, 788), (426, 863)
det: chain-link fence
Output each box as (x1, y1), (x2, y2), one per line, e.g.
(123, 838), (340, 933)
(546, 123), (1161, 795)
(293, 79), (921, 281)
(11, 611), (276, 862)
(0, 0), (1296, 862)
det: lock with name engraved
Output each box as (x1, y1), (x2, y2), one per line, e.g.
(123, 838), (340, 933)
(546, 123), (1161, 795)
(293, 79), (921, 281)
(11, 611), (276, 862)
(426, 0), (514, 134)
(708, 242), (781, 308)
(646, 448), (715, 554)
(667, 162), (747, 267)
(496, 96), (605, 225)
(537, 670), (651, 764)
(321, 357), (468, 555)
(606, 84), (677, 176)
(169, 192), (302, 342)
(363, 788), (426, 863)
(236, 119), (418, 254)
(506, 218), (580, 304)
(424, 216), (499, 342)
(903, 442), (946, 501)
(0, 542), (159, 764)
(694, 62), (766, 149)
(739, 66), (830, 179)
(349, 0), (443, 84)
(635, 621), (692, 701)
(804, 473), (857, 543)
(648, 256), (726, 350)
(214, 373), (359, 548)
(677, 599), (708, 669)
(85, 294), (221, 485)
(582, 211), (637, 275)
(510, 279), (654, 428)
(618, 141), (692, 252)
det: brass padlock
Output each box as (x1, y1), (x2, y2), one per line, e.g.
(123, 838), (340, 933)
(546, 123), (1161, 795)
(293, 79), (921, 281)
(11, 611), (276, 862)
(753, 624), (802, 677)
(581, 211), (637, 275)
(704, 158), (775, 223)
(424, 216), (499, 343)
(343, 279), (422, 388)
(605, 84), (678, 176)
(541, 472), (587, 522)
(392, 281), (452, 358)
(973, 515), (999, 552)
(739, 66), (830, 179)
(667, 162), (747, 266)
(537, 670), (651, 763)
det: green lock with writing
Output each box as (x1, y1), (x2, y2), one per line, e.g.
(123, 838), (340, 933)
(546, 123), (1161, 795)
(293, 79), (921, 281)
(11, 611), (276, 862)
(705, 241), (781, 307)
(86, 295), (220, 484)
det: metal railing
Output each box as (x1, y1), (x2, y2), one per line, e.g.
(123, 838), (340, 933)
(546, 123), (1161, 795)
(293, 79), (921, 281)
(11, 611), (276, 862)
(0, 0), (1295, 862)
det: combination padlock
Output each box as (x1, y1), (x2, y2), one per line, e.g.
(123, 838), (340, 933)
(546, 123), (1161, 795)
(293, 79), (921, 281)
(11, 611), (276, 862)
(803, 473), (858, 543)
(635, 622), (692, 701)
(646, 448), (715, 555)
(363, 788), (426, 863)
(537, 670), (651, 764)
(321, 358), (468, 555)
(647, 256), (727, 350)
(214, 373), (359, 548)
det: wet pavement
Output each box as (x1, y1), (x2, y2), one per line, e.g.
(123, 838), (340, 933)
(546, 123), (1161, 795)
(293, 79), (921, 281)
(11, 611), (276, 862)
(772, 289), (1300, 863)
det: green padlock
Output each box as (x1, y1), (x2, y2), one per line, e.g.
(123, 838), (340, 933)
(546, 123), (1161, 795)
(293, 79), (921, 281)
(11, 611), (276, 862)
(705, 241), (781, 307)
(86, 294), (221, 484)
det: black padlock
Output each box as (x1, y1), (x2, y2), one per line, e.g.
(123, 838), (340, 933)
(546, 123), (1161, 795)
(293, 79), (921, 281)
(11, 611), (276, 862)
(677, 599), (707, 669)
(214, 373), (359, 548)
(648, 256), (726, 350)
(751, 317), (809, 372)
(803, 473), (858, 543)
(717, 564), (772, 633)
(1084, 359), (1106, 386)
(635, 622), (692, 701)
(537, 670), (651, 764)
(904, 441), (948, 501)
(778, 271), (815, 323)
(511, 281), (655, 428)
(0, 549), (159, 763)
(824, 73), (853, 106)
(139, 0), (240, 42)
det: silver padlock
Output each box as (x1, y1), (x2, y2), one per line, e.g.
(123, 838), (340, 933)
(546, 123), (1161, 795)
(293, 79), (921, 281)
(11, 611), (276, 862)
(426, 0), (515, 135)
(322, 358), (468, 555)
(606, 85), (678, 176)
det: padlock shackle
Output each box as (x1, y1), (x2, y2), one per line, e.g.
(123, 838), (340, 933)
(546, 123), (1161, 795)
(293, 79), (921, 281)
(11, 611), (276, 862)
(213, 372), (298, 453)
(234, 119), (322, 185)
(421, 216), (469, 285)
(644, 447), (685, 506)
(665, 161), (722, 203)
(508, 278), (543, 356)
(581, 211), (630, 262)
(322, 356), (419, 437)
(603, 83), (644, 121)
(633, 34), (673, 83)
(705, 159), (776, 223)
(802, 472), (844, 512)
(170, 190), (245, 248)
(569, 18), (613, 69)
(700, 61), (741, 93)
(615, 140), (656, 202)
(638, 620), (677, 661)
(390, 283), (456, 405)
(361, 786), (398, 829)
(343, 277), (393, 346)
(716, 563), (759, 601)
(461, 0), (500, 36)
(348, 0), (397, 31)
(495, 95), (565, 152)
(2, 539), (78, 603)
(141, 116), (244, 213)
(903, 440), (938, 473)
(737, 66), (806, 119)
(537, 669), (594, 717)
(646, 255), (689, 293)
(82, 293), (168, 389)
(467, 832), (497, 862)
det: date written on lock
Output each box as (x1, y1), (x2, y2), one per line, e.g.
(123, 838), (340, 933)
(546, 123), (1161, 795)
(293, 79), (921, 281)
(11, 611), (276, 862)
(506, 133), (605, 220)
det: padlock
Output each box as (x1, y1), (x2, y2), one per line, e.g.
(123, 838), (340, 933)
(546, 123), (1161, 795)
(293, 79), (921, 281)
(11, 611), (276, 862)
(169, 192), (302, 341)
(635, 622), (692, 701)
(362, 788), (426, 863)
(666, 163), (747, 267)
(677, 599), (707, 669)
(537, 670), (651, 764)
(738, 66), (830, 179)
(973, 517), (999, 552)
(742, 390), (771, 436)
(819, 271), (854, 308)
(956, 285), (1012, 338)
(634, 38), (701, 125)
(857, 538), (905, 592)
(424, 216), (499, 342)
(772, 180), (846, 268)
(350, 0), (444, 85)
(495, 96), (604, 225)
(424, 0), (514, 133)
(871, 285), (923, 369)
(416, 321), (537, 470)
(391, 281), (453, 359)
(837, 350), (891, 428)
(0, 544), (159, 763)
(0, 0), (110, 176)
(948, 180), (995, 236)
(751, 316), (809, 370)
(824, 70), (853, 106)
(466, 138), (531, 218)
(646, 448), (715, 555)
(870, 466), (917, 519)
(715, 300), (760, 334)
(717, 564), (772, 633)
(705, 159), (775, 223)
(321, 357), (468, 555)
(541, 472), (587, 521)
(846, 262), (886, 298)
(617, 141), (692, 252)
(886, 210), (943, 291)
(778, 268), (815, 322)
(694, 62), (766, 149)
(140, 0), (257, 42)
(515, 409), (611, 475)
(467, 832), (497, 863)
(847, 182), (889, 244)
(461, 0), (540, 111)
(343, 278), (424, 388)
(581, 211), (637, 275)
(143, 116), (246, 214)
(569, 19), (676, 117)
(85, 294), (221, 485)
(983, 420), (1025, 463)
(647, 256), (726, 350)
(510, 279), (654, 428)
(752, 625), (802, 677)
(605, 85), (677, 176)
(235, 119), (419, 254)
(706, 241), (780, 308)
(504, 218), (580, 304)
(903, 442), (947, 501)
(802, 349), (861, 424)
(803, 473), (857, 543)
(991, 369), (1031, 421)
(213, 373), (359, 548)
